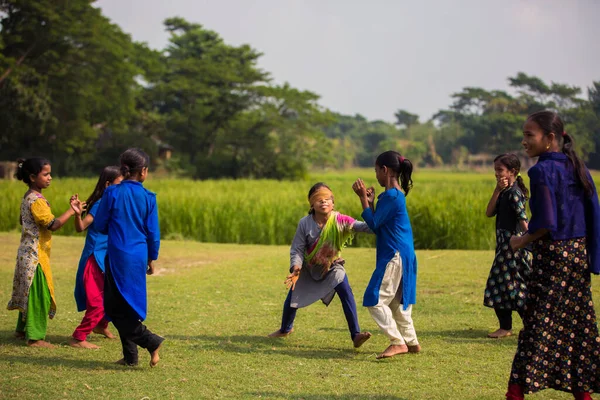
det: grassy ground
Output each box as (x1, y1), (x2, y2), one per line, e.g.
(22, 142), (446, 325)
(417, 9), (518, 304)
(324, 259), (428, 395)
(0, 232), (598, 399)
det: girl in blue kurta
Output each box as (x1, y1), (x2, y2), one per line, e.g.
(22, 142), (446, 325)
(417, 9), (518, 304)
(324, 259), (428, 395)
(94, 148), (163, 367)
(352, 150), (419, 359)
(506, 111), (600, 400)
(69, 166), (122, 349)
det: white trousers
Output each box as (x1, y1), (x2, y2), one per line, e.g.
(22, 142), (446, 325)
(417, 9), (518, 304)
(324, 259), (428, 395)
(367, 252), (418, 346)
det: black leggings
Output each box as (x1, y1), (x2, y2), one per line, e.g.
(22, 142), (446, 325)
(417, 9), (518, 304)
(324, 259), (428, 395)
(104, 265), (163, 365)
(495, 308), (524, 331)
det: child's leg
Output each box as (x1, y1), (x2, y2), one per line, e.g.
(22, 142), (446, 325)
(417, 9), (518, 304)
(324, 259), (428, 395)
(16, 312), (26, 333)
(104, 266), (141, 364)
(269, 290), (297, 337)
(367, 254), (404, 345)
(72, 257), (108, 342)
(280, 289), (297, 333)
(389, 298), (418, 346)
(335, 275), (371, 348)
(573, 392), (593, 400)
(505, 383), (525, 400)
(104, 264), (162, 365)
(111, 317), (163, 366)
(25, 266), (51, 342)
(333, 275), (360, 339)
(115, 326), (139, 366)
(495, 308), (513, 330)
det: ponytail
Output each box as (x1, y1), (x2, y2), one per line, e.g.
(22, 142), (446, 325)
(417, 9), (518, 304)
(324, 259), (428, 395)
(515, 174), (529, 200)
(15, 157), (51, 185)
(375, 151), (414, 196)
(399, 157), (414, 196)
(562, 132), (593, 197)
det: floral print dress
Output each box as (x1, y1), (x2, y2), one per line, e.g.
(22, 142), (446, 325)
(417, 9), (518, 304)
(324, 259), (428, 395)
(7, 191), (57, 319)
(484, 184), (532, 310)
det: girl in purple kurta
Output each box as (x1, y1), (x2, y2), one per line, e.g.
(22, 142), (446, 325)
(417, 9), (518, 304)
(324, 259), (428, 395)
(506, 111), (600, 400)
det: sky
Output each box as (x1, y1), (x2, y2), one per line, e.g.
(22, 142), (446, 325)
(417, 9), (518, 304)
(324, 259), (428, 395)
(96, 0), (600, 123)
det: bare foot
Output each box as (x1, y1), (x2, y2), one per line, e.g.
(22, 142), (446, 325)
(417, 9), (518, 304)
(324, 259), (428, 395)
(487, 329), (512, 339)
(150, 344), (162, 367)
(353, 331), (372, 348)
(376, 344), (408, 359)
(268, 328), (294, 338)
(27, 339), (55, 349)
(14, 331), (25, 340)
(69, 338), (100, 349)
(93, 326), (115, 339)
(407, 344), (421, 353)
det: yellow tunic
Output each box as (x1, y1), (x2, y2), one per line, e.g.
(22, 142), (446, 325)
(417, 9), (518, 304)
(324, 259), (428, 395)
(7, 191), (57, 318)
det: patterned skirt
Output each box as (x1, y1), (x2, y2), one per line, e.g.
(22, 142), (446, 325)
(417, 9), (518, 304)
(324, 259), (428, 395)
(509, 237), (600, 394)
(483, 229), (532, 310)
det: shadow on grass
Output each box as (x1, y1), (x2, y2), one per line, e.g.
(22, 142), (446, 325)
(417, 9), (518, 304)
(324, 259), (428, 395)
(1, 353), (127, 370)
(165, 333), (372, 360)
(419, 328), (519, 345)
(248, 392), (408, 400)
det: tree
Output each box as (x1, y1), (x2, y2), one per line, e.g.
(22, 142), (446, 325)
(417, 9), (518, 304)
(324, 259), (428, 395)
(0, 0), (148, 175)
(394, 109), (419, 128)
(141, 17), (269, 173)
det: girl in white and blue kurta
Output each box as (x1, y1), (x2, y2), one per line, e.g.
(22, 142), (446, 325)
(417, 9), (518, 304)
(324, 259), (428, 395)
(352, 150), (419, 359)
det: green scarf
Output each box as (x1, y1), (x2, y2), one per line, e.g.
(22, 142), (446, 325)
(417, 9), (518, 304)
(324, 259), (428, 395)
(305, 212), (355, 274)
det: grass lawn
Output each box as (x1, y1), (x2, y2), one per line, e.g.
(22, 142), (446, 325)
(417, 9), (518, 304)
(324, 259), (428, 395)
(0, 232), (598, 399)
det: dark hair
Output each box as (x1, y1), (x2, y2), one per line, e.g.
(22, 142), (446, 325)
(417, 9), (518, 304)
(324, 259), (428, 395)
(120, 148), (150, 179)
(527, 110), (593, 196)
(494, 153), (529, 200)
(307, 182), (334, 215)
(375, 150), (413, 195)
(84, 166), (121, 215)
(15, 157), (51, 185)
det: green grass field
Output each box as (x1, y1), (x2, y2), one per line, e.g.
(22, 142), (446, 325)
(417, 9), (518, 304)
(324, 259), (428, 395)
(1, 232), (598, 399)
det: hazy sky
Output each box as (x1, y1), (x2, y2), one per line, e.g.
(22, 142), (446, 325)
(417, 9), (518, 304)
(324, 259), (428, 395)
(96, 0), (600, 123)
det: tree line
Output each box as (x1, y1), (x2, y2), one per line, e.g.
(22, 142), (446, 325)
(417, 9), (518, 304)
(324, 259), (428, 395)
(1, 1), (598, 179)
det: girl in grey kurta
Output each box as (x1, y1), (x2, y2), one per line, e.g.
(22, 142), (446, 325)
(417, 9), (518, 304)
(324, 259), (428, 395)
(268, 183), (373, 348)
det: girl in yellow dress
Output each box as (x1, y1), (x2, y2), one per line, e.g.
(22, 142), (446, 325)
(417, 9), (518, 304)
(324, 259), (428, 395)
(7, 157), (75, 348)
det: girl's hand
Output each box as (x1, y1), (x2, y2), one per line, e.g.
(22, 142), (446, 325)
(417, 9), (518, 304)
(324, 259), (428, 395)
(366, 186), (375, 203)
(70, 194), (84, 215)
(147, 260), (155, 275)
(352, 179), (368, 197)
(285, 266), (300, 290)
(509, 235), (523, 250)
(496, 177), (509, 192)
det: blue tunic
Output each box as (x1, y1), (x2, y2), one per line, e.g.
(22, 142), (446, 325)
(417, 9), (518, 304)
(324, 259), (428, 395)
(94, 180), (160, 321)
(74, 201), (108, 312)
(528, 152), (600, 274)
(361, 187), (417, 308)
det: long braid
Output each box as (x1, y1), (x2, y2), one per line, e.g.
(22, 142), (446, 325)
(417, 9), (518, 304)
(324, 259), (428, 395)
(515, 175), (529, 200)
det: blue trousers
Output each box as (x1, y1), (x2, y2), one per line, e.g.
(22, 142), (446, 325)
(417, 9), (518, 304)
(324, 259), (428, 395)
(280, 275), (360, 340)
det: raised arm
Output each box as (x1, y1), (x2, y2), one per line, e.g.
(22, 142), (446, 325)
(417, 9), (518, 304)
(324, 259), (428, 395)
(94, 190), (113, 235)
(71, 195), (94, 232)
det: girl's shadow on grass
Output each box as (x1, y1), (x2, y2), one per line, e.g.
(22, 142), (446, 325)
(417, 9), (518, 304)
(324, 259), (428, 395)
(1, 353), (125, 371)
(166, 333), (374, 360)
(420, 328), (519, 345)
(248, 392), (407, 400)
(0, 331), (128, 370)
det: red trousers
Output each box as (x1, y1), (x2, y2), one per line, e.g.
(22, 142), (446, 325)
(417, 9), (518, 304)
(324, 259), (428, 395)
(506, 384), (592, 400)
(72, 256), (108, 341)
